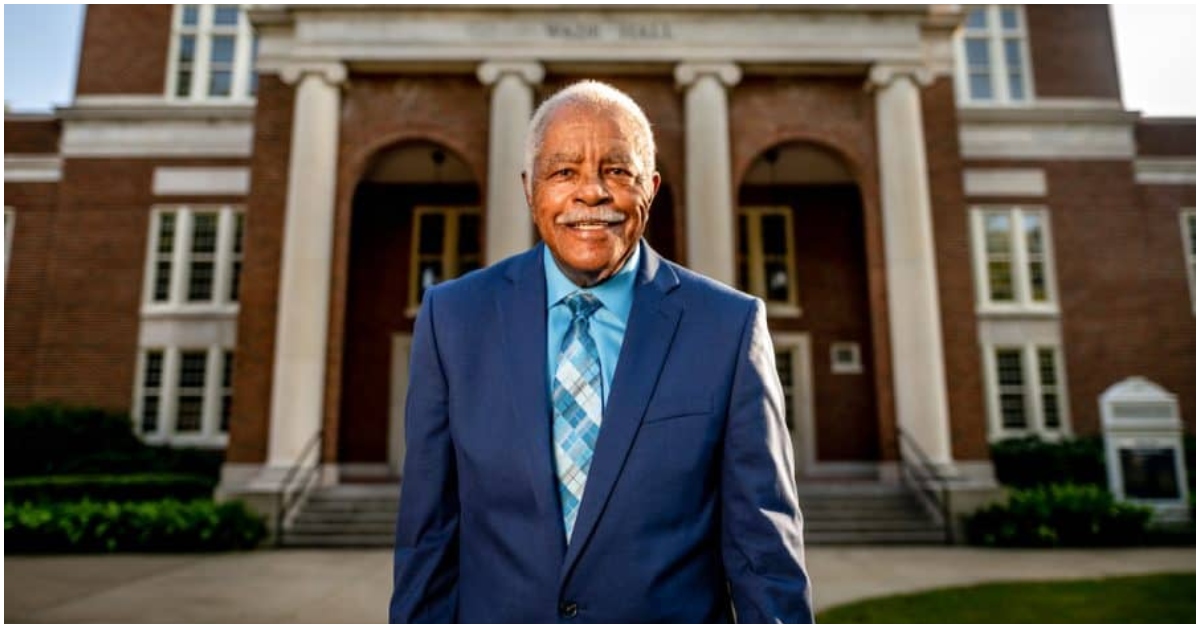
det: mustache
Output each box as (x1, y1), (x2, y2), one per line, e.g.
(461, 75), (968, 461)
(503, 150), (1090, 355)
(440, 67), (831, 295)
(556, 208), (627, 225)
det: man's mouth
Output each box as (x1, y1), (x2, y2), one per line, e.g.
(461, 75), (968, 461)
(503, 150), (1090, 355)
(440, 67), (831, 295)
(557, 209), (626, 231)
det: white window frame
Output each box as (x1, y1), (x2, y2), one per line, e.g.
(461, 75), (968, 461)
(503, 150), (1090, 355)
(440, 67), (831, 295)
(830, 341), (863, 375)
(970, 206), (1059, 315)
(165, 4), (257, 102)
(1181, 208), (1195, 311)
(133, 346), (231, 448)
(738, 206), (802, 318)
(407, 206), (483, 316)
(983, 343), (1072, 440)
(142, 205), (243, 315)
(954, 5), (1035, 106)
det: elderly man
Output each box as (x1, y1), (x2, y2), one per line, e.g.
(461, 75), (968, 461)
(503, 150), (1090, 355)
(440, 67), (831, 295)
(390, 80), (812, 623)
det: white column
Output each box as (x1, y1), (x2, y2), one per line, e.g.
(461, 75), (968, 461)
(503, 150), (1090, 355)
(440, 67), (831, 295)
(478, 61), (545, 264)
(266, 62), (347, 471)
(675, 62), (741, 285)
(869, 64), (954, 469)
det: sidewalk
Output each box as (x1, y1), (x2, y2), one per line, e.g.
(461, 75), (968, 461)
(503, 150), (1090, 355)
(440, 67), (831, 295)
(6, 546), (1195, 623)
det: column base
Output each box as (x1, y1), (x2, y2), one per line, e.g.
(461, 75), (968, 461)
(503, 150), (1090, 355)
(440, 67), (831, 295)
(215, 462), (340, 543)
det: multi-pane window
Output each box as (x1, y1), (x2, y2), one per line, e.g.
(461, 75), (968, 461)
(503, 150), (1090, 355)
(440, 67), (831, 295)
(986, 344), (1069, 438)
(957, 5), (1033, 104)
(135, 347), (232, 444)
(168, 4), (258, 101)
(144, 207), (244, 310)
(737, 207), (800, 315)
(1182, 209), (1196, 308)
(409, 207), (482, 309)
(971, 207), (1057, 311)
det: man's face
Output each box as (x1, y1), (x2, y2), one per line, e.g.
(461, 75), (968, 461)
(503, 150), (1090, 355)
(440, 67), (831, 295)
(525, 103), (660, 288)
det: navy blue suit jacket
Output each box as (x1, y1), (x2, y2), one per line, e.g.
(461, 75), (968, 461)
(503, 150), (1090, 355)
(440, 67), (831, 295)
(390, 242), (812, 623)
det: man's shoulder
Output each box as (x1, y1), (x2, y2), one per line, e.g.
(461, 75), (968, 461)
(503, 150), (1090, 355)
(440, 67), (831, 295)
(657, 255), (759, 312)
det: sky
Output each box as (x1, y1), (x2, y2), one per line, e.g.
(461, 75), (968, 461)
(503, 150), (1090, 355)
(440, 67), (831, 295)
(1, 4), (1197, 116)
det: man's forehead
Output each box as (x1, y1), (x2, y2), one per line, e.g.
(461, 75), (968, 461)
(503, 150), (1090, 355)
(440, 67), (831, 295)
(540, 149), (638, 164)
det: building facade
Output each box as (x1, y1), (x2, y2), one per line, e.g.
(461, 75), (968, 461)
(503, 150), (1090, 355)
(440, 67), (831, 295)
(5, 5), (1195, 506)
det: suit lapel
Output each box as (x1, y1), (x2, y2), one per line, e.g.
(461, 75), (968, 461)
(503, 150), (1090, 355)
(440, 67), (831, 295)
(560, 244), (682, 582)
(496, 246), (561, 546)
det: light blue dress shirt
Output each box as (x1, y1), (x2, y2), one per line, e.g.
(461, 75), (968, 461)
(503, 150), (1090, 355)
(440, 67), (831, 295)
(544, 243), (640, 410)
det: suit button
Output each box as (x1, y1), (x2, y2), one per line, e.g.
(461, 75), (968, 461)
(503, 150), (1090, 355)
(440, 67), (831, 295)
(559, 601), (578, 618)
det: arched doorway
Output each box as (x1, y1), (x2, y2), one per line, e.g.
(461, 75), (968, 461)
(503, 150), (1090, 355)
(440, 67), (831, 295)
(737, 142), (880, 479)
(339, 141), (481, 478)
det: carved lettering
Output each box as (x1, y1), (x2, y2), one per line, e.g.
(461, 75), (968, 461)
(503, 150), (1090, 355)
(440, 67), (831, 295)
(545, 23), (600, 39)
(543, 22), (674, 41)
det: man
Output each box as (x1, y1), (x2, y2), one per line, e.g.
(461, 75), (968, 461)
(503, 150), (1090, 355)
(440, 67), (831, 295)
(390, 81), (812, 623)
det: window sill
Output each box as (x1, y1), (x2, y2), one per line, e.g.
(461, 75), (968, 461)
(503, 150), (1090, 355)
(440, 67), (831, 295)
(766, 303), (802, 319)
(140, 433), (229, 449)
(976, 304), (1059, 318)
(141, 304), (239, 319)
(989, 428), (1071, 442)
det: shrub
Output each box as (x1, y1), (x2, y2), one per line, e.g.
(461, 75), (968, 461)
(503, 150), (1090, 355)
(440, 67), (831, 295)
(990, 435), (1106, 489)
(6, 474), (216, 504)
(5, 499), (266, 553)
(964, 483), (1153, 548)
(5, 403), (223, 480)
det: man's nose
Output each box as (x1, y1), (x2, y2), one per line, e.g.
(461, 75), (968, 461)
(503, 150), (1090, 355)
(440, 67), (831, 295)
(575, 170), (612, 206)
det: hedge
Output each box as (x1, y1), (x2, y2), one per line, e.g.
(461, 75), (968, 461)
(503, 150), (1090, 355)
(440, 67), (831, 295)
(5, 499), (266, 553)
(6, 474), (216, 504)
(964, 483), (1153, 548)
(990, 436), (1107, 489)
(5, 403), (223, 479)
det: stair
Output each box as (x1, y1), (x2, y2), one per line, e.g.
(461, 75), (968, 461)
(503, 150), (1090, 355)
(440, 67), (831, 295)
(797, 483), (948, 545)
(281, 482), (947, 547)
(280, 484), (399, 547)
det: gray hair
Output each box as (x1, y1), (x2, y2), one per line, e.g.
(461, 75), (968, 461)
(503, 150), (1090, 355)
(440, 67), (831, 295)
(522, 80), (657, 196)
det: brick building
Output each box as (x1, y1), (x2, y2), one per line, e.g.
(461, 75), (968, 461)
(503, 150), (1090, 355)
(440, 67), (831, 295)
(5, 5), (1195, 523)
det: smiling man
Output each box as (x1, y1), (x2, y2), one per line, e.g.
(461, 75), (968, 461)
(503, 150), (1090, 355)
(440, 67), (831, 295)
(390, 81), (812, 623)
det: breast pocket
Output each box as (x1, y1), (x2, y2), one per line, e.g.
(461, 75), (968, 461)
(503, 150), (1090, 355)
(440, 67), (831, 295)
(643, 391), (715, 425)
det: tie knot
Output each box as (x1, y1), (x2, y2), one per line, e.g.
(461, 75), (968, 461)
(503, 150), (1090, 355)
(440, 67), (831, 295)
(565, 292), (602, 321)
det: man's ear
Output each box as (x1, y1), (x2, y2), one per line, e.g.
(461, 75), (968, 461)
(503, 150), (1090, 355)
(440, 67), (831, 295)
(646, 171), (662, 206)
(521, 171), (533, 212)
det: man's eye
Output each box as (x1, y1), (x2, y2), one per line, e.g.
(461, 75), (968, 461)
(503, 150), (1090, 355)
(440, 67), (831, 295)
(551, 169), (573, 178)
(607, 168), (633, 177)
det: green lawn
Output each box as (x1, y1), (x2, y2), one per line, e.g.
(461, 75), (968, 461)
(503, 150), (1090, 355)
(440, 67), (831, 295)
(818, 573), (1196, 623)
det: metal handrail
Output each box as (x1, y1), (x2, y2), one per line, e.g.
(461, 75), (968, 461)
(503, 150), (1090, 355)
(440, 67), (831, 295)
(275, 428), (324, 546)
(896, 427), (954, 544)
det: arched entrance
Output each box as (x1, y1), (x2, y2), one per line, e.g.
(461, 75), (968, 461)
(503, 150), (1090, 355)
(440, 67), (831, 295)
(737, 142), (880, 479)
(339, 141), (481, 478)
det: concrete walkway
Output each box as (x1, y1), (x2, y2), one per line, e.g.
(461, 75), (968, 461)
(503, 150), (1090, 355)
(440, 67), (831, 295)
(6, 546), (1195, 623)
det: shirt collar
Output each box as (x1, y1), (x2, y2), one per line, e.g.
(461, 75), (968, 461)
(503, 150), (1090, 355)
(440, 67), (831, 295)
(544, 242), (641, 321)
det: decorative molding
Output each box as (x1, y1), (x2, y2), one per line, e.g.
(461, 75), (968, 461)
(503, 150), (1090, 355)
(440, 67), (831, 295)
(963, 168), (1047, 197)
(673, 62), (742, 88)
(153, 167), (251, 196)
(58, 101), (255, 122)
(1135, 158), (1196, 185)
(865, 62), (935, 91)
(61, 119), (254, 158)
(959, 120), (1136, 160)
(278, 61), (348, 87)
(476, 60), (545, 86)
(4, 156), (62, 182)
(957, 104), (1140, 124)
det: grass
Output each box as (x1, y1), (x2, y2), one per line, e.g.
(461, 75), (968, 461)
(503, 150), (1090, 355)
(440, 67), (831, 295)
(818, 572), (1196, 623)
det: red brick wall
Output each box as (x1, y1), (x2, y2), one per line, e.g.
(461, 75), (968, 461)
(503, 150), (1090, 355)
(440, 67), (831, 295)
(1137, 120), (1197, 156)
(227, 76), (295, 464)
(1046, 161), (1194, 435)
(922, 78), (990, 462)
(4, 118), (61, 154)
(1026, 5), (1122, 99)
(7, 156), (245, 411)
(75, 5), (172, 96)
(730, 76), (898, 463)
(4, 181), (58, 404)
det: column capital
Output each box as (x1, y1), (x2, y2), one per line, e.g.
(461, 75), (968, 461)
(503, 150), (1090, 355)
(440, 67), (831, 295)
(674, 62), (742, 89)
(865, 62), (935, 92)
(279, 61), (348, 87)
(477, 61), (545, 87)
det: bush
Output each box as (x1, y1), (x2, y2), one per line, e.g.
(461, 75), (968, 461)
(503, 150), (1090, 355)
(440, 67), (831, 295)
(5, 499), (266, 553)
(5, 403), (223, 480)
(964, 483), (1153, 547)
(990, 436), (1107, 489)
(6, 474), (216, 504)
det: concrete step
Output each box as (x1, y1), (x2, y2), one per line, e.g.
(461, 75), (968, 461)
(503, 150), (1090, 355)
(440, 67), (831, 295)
(806, 530), (948, 545)
(280, 534), (394, 548)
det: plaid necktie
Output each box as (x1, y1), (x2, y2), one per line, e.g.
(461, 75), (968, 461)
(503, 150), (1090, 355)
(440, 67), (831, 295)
(552, 291), (604, 542)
